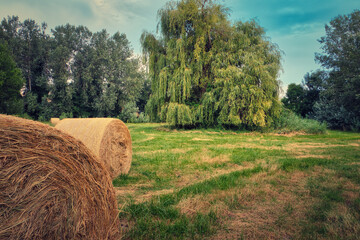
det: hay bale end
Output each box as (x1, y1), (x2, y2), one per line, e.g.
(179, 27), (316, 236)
(55, 118), (132, 178)
(0, 114), (121, 239)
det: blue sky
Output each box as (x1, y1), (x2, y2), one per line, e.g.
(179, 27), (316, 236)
(0, 0), (359, 92)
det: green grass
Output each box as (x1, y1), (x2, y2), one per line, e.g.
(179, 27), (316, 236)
(113, 174), (140, 187)
(119, 167), (262, 239)
(301, 175), (360, 239)
(117, 123), (360, 239)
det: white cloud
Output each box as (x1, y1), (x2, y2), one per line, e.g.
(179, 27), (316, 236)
(277, 7), (303, 15)
(289, 22), (324, 35)
(279, 84), (288, 99)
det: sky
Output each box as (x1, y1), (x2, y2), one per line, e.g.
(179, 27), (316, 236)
(0, 0), (359, 91)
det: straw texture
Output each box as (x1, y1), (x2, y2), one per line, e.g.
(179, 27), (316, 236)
(0, 115), (121, 240)
(50, 117), (60, 125)
(55, 118), (132, 178)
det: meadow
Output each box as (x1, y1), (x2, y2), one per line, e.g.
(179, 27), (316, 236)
(114, 123), (360, 239)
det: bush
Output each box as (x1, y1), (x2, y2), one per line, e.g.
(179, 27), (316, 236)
(59, 112), (73, 120)
(132, 112), (149, 123)
(273, 108), (327, 134)
(15, 113), (33, 120)
(118, 102), (138, 123)
(313, 98), (359, 131)
(118, 102), (149, 123)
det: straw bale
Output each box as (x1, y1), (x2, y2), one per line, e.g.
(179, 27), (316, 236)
(0, 115), (121, 240)
(50, 117), (60, 125)
(55, 118), (132, 178)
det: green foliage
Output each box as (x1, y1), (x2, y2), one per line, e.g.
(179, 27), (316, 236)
(282, 70), (325, 118)
(0, 17), (148, 119)
(273, 108), (327, 134)
(59, 112), (73, 120)
(118, 102), (150, 123)
(301, 70), (324, 116)
(0, 17), (50, 118)
(0, 42), (24, 114)
(165, 103), (193, 127)
(313, 10), (360, 130)
(282, 83), (305, 116)
(282, 10), (360, 131)
(142, 0), (282, 128)
(118, 102), (139, 123)
(313, 98), (359, 131)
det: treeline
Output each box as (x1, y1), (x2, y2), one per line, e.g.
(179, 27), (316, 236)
(282, 10), (360, 131)
(0, 16), (150, 121)
(1, 1), (359, 132)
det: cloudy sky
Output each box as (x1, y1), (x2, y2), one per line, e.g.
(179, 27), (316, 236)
(0, 0), (358, 89)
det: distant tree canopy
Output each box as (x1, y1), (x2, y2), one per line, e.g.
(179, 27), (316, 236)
(0, 42), (24, 114)
(282, 70), (324, 117)
(0, 16), (148, 120)
(142, 0), (282, 128)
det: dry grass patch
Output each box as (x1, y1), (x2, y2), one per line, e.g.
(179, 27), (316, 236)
(202, 154), (230, 163)
(171, 148), (193, 154)
(139, 189), (175, 202)
(272, 131), (307, 137)
(214, 143), (282, 150)
(174, 162), (254, 188)
(196, 148), (231, 164)
(192, 137), (214, 141)
(210, 170), (313, 240)
(294, 154), (332, 159)
(284, 142), (344, 150)
(324, 204), (360, 238)
(135, 149), (166, 155)
(177, 195), (229, 217)
(133, 136), (155, 143)
(282, 142), (345, 158)
(115, 183), (154, 197)
(134, 147), (193, 155)
(349, 142), (360, 147)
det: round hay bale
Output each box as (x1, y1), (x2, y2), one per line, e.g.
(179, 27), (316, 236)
(0, 115), (121, 240)
(55, 118), (132, 178)
(50, 117), (60, 125)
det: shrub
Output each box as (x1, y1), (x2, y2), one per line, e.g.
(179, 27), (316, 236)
(273, 108), (327, 134)
(313, 98), (359, 131)
(118, 102), (149, 123)
(59, 112), (73, 120)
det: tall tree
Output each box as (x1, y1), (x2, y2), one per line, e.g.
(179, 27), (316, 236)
(302, 70), (325, 117)
(49, 24), (92, 117)
(282, 70), (325, 117)
(0, 42), (24, 114)
(314, 9), (360, 129)
(0, 16), (151, 120)
(282, 83), (305, 116)
(142, 0), (281, 128)
(0, 16), (50, 118)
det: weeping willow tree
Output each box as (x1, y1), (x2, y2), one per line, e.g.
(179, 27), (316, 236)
(142, 0), (282, 128)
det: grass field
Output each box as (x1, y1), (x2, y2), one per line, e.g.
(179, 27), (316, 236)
(114, 123), (360, 239)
